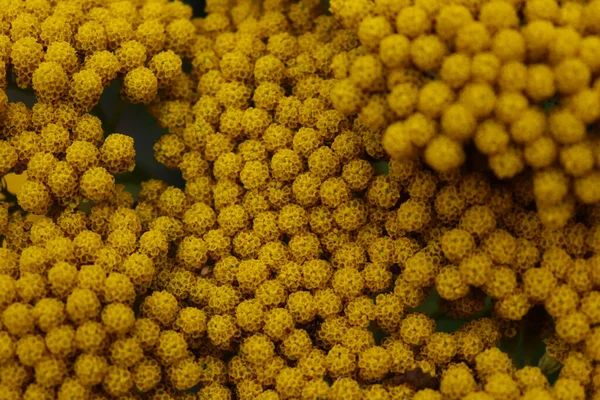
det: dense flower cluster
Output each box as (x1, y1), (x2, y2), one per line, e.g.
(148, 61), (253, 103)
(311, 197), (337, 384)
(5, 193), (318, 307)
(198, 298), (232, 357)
(346, 0), (600, 229)
(0, 0), (599, 399)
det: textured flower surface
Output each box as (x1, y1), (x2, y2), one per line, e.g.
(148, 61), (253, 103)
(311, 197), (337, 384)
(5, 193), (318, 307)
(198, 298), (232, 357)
(0, 0), (600, 399)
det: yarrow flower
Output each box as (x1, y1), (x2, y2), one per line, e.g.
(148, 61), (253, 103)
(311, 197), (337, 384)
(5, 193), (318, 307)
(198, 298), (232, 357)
(0, 0), (599, 399)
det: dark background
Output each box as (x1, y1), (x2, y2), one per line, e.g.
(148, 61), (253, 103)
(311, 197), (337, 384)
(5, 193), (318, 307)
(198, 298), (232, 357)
(187, 0), (206, 17)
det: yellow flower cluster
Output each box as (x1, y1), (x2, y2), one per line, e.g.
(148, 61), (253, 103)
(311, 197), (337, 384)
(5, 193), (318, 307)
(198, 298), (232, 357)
(330, 0), (600, 230)
(0, 0), (599, 399)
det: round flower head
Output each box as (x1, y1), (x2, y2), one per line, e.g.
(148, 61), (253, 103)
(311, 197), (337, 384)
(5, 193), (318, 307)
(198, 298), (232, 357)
(75, 21), (107, 53)
(166, 18), (196, 57)
(64, 141), (99, 174)
(331, 79), (364, 115)
(411, 35), (448, 73)
(440, 53), (472, 90)
(66, 289), (101, 324)
(382, 122), (417, 160)
(220, 51), (252, 81)
(255, 54), (285, 84)
(424, 135), (466, 172)
(396, 6), (432, 39)
(0, 141), (18, 176)
(136, 19), (166, 56)
(240, 161), (270, 190)
(70, 68), (103, 112)
(350, 55), (384, 92)
(39, 123), (70, 156)
(101, 134), (136, 174)
(32, 62), (68, 102)
(149, 50), (182, 87)
(105, 18), (134, 50)
(380, 34), (411, 69)
(253, 81), (285, 111)
(84, 50), (120, 86)
(44, 41), (78, 75)
(17, 180), (53, 215)
(11, 37), (44, 88)
(123, 67), (158, 104)
(217, 81), (252, 110)
(554, 58), (591, 95)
